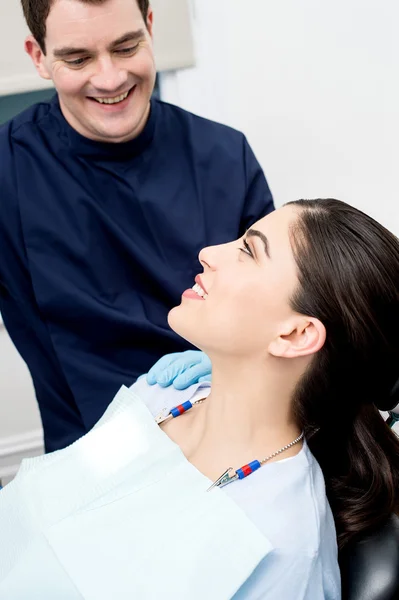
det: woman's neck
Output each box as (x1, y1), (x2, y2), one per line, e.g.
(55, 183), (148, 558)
(170, 357), (303, 480)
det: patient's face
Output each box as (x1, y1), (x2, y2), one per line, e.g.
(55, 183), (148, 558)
(168, 205), (301, 360)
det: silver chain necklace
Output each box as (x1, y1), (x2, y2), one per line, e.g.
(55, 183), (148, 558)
(155, 397), (304, 491)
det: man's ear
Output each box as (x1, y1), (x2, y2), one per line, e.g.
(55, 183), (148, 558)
(25, 36), (52, 80)
(146, 7), (154, 38)
(268, 317), (326, 359)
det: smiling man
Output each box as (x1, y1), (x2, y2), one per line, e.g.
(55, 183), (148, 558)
(29, 0), (156, 142)
(0, 0), (274, 452)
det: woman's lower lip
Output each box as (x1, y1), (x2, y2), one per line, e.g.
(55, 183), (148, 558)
(182, 289), (205, 300)
(89, 86), (136, 111)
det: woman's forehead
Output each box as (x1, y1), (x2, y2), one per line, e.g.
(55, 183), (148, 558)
(252, 205), (299, 243)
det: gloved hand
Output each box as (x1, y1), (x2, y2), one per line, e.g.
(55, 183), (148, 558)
(146, 351), (212, 390)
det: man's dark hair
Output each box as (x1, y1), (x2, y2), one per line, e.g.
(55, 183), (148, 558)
(21, 0), (150, 54)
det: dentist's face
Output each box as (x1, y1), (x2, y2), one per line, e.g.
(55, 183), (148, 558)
(30, 0), (156, 143)
(168, 206), (301, 360)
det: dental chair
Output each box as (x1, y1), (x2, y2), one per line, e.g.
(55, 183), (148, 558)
(340, 378), (399, 600)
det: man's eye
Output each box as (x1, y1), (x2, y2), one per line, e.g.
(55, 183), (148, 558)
(116, 44), (140, 55)
(239, 239), (254, 258)
(65, 57), (88, 67)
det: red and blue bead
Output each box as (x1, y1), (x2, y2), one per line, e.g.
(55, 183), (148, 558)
(236, 460), (261, 479)
(170, 401), (193, 418)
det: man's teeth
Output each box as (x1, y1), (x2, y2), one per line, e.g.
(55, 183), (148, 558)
(93, 91), (130, 104)
(192, 283), (208, 299)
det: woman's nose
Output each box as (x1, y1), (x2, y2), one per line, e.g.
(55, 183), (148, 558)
(198, 245), (217, 270)
(199, 242), (231, 270)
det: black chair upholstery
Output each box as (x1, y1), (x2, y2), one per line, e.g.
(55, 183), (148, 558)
(340, 514), (399, 600)
(340, 381), (399, 599)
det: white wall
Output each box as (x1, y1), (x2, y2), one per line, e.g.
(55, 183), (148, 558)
(162, 0), (399, 234)
(0, 323), (43, 483)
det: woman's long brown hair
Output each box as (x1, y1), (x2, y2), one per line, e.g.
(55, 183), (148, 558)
(287, 198), (399, 549)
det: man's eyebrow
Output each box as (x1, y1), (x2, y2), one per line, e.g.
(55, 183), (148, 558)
(53, 30), (145, 58)
(53, 46), (88, 58)
(246, 228), (271, 258)
(110, 30), (145, 48)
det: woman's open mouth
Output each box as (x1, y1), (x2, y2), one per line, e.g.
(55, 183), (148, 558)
(182, 277), (208, 301)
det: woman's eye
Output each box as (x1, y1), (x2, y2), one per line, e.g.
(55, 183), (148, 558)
(239, 239), (254, 258)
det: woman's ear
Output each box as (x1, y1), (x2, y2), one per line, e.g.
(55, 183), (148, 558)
(268, 317), (326, 359)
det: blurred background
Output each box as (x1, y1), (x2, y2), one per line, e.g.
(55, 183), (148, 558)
(0, 0), (398, 482)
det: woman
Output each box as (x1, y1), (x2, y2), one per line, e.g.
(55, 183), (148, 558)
(1, 198), (398, 599)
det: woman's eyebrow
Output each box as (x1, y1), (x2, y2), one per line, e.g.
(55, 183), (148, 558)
(246, 229), (271, 258)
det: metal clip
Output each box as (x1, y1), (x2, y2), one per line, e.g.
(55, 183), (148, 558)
(155, 408), (172, 425)
(207, 467), (239, 492)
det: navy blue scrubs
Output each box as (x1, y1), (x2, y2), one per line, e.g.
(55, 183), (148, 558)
(0, 95), (274, 452)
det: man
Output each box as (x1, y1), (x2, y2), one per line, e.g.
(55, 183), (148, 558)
(0, 0), (274, 452)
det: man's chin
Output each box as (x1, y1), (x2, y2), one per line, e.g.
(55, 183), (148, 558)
(90, 129), (138, 144)
(84, 120), (144, 144)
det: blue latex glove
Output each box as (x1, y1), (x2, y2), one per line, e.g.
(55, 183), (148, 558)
(145, 351), (212, 390)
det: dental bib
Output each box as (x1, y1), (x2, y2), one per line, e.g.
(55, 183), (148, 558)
(0, 386), (272, 600)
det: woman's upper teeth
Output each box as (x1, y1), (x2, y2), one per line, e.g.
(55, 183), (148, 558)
(94, 91), (129, 104)
(192, 283), (208, 299)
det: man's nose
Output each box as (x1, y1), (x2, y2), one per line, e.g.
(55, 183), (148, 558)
(90, 56), (129, 92)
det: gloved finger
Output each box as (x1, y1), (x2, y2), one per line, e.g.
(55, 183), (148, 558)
(136, 374), (146, 381)
(146, 353), (182, 385)
(173, 362), (212, 390)
(198, 374), (212, 383)
(153, 351), (205, 387)
(156, 360), (198, 387)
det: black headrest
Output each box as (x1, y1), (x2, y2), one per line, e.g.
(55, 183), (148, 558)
(340, 514), (399, 600)
(376, 377), (399, 413)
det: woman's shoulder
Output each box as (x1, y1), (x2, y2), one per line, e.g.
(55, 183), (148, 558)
(128, 378), (211, 419)
(227, 442), (337, 552)
(228, 444), (340, 598)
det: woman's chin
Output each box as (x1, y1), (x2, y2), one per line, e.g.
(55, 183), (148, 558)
(167, 304), (178, 322)
(167, 305), (184, 334)
(167, 306), (197, 347)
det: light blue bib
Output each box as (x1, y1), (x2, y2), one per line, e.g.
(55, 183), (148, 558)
(0, 386), (272, 599)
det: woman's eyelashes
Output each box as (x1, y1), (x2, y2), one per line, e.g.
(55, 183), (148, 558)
(239, 238), (254, 258)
